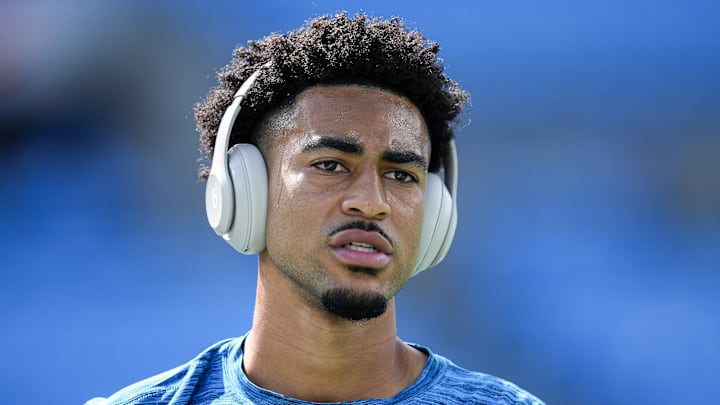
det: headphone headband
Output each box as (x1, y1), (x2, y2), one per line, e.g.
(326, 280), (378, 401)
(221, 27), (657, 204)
(205, 63), (271, 235)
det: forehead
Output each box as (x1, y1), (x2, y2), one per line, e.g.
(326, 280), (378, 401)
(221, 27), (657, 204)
(276, 84), (430, 154)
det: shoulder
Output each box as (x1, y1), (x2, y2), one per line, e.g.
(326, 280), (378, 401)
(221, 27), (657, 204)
(85, 338), (239, 405)
(410, 346), (545, 405)
(439, 359), (544, 404)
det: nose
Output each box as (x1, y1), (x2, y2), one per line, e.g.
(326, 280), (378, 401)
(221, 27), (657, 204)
(341, 168), (391, 220)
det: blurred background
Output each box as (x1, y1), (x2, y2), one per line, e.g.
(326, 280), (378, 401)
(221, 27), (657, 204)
(1, 1), (718, 404)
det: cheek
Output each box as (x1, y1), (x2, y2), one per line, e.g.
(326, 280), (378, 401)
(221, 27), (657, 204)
(265, 168), (324, 249)
(386, 192), (425, 245)
(264, 139), (304, 211)
(267, 169), (303, 225)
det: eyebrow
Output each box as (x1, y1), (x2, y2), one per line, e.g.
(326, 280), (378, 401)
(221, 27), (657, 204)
(382, 149), (428, 172)
(301, 135), (427, 171)
(302, 136), (363, 154)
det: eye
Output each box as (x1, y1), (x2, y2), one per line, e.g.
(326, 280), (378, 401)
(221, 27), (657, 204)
(313, 160), (347, 173)
(385, 170), (417, 183)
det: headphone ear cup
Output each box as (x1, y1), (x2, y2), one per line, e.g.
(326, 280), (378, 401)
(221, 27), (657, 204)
(223, 144), (268, 254)
(413, 173), (457, 276)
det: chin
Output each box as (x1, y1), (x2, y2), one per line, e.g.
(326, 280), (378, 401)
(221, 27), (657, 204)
(320, 287), (388, 322)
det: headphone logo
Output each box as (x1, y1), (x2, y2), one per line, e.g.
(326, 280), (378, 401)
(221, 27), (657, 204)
(210, 186), (218, 210)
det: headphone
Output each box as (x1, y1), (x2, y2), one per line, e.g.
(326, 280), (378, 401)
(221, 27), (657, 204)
(205, 63), (458, 276)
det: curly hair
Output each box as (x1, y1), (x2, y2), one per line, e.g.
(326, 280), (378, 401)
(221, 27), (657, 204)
(194, 12), (469, 178)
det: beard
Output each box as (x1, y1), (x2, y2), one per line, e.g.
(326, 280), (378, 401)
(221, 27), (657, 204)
(267, 248), (397, 323)
(321, 287), (388, 322)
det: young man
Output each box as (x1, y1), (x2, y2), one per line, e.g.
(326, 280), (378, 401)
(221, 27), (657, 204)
(89, 13), (544, 404)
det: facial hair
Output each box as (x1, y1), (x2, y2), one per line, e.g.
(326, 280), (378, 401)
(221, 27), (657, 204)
(321, 287), (388, 322)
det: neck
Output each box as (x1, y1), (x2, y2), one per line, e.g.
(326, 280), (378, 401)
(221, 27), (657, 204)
(242, 255), (427, 402)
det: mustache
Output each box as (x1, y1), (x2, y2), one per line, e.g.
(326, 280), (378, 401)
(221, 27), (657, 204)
(328, 220), (396, 247)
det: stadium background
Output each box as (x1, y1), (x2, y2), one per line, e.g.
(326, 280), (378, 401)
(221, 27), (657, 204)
(1, 1), (718, 404)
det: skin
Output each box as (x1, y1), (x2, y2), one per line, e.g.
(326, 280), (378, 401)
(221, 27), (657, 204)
(243, 84), (431, 402)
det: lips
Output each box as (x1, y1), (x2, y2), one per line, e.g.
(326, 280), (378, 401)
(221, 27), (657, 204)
(328, 229), (392, 268)
(329, 229), (392, 253)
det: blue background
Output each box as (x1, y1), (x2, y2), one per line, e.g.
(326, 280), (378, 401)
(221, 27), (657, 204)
(1, 1), (719, 404)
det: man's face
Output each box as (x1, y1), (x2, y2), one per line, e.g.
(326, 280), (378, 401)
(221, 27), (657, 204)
(259, 84), (430, 322)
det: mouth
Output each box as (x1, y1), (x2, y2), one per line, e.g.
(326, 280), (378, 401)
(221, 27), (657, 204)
(328, 228), (393, 269)
(344, 242), (379, 253)
(329, 228), (392, 254)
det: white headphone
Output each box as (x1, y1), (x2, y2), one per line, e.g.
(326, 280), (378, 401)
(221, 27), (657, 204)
(205, 63), (458, 276)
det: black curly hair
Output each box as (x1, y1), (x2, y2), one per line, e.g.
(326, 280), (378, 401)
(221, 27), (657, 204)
(195, 12), (469, 179)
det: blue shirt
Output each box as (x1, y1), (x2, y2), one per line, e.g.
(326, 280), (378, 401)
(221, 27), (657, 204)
(87, 335), (544, 404)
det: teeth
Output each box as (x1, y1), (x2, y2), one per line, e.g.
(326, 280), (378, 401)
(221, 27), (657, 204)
(345, 242), (378, 253)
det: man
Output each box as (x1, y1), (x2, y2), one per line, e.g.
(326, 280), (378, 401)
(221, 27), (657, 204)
(89, 13), (544, 404)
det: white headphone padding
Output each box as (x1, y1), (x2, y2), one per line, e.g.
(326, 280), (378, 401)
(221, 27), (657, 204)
(412, 173), (456, 276)
(222, 144), (268, 254)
